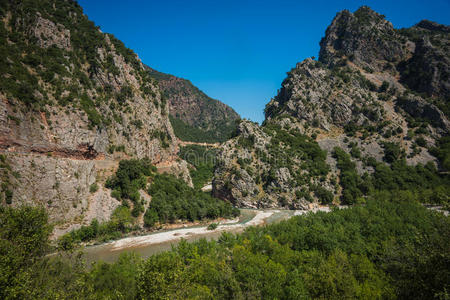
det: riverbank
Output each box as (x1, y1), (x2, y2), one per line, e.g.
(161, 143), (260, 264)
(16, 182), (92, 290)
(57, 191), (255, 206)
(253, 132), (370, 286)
(83, 204), (449, 264)
(109, 209), (273, 251)
(81, 208), (301, 263)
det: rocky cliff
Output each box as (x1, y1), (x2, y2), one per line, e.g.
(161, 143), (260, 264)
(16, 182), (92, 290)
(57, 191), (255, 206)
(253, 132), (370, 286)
(213, 6), (449, 209)
(0, 0), (190, 235)
(147, 68), (240, 143)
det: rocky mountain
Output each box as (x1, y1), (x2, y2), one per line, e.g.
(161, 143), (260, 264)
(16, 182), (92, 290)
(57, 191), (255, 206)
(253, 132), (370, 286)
(0, 0), (191, 235)
(147, 67), (240, 143)
(213, 6), (449, 209)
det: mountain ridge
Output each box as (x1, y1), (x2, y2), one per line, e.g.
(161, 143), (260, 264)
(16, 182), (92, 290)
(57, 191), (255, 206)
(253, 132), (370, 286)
(213, 6), (449, 209)
(147, 67), (240, 143)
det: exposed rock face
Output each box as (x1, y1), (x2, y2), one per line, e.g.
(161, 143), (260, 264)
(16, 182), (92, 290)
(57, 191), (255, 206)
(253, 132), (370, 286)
(0, 0), (191, 235)
(213, 120), (328, 209)
(32, 14), (71, 50)
(265, 58), (385, 131)
(319, 6), (406, 72)
(399, 25), (450, 98)
(147, 68), (240, 143)
(213, 6), (449, 209)
(395, 95), (450, 133)
(4, 153), (117, 236)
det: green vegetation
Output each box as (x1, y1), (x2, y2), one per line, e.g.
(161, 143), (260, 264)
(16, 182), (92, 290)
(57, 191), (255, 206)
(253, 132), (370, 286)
(1, 194), (449, 299)
(264, 123), (329, 176)
(207, 223), (218, 230)
(430, 136), (450, 171)
(333, 147), (366, 204)
(179, 145), (217, 189)
(58, 206), (135, 248)
(169, 115), (236, 143)
(144, 173), (239, 227)
(105, 158), (156, 216)
(89, 183), (98, 193)
(333, 146), (449, 205)
(382, 141), (405, 163)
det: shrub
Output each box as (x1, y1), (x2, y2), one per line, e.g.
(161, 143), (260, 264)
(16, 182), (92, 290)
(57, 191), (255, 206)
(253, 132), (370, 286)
(382, 142), (405, 163)
(105, 158), (155, 204)
(89, 183), (98, 193)
(207, 223), (218, 230)
(416, 136), (427, 147)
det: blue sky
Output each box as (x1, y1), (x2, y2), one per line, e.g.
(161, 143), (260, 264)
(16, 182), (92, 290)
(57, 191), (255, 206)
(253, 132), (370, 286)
(78, 0), (450, 123)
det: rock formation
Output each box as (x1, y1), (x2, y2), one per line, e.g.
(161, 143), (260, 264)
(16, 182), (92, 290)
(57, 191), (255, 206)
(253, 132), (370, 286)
(213, 6), (449, 209)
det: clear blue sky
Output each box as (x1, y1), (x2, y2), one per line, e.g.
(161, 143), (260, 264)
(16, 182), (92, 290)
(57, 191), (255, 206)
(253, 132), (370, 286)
(78, 0), (449, 123)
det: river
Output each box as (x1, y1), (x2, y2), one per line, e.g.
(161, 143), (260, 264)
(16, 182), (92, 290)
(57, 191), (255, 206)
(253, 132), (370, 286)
(80, 204), (447, 264)
(82, 208), (326, 264)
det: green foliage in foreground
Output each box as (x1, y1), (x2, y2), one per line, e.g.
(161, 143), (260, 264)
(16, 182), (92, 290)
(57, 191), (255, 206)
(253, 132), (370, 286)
(144, 173), (239, 227)
(179, 145), (217, 189)
(1, 195), (449, 299)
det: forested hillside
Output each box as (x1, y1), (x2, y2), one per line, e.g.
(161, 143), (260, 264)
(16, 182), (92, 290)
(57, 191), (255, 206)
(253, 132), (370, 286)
(148, 67), (240, 143)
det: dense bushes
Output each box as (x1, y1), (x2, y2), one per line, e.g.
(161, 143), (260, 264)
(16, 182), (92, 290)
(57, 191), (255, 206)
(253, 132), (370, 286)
(333, 147), (365, 204)
(0, 206), (52, 299)
(144, 173), (239, 227)
(1, 195), (449, 299)
(382, 141), (405, 163)
(264, 123), (329, 176)
(105, 158), (155, 215)
(333, 146), (449, 205)
(430, 136), (450, 170)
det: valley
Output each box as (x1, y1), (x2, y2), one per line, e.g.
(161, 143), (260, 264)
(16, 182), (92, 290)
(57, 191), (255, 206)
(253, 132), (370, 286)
(0, 0), (449, 299)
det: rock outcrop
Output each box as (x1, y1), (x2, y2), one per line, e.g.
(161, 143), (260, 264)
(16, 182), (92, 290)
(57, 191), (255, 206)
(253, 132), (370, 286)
(319, 6), (406, 73)
(213, 120), (330, 209)
(213, 6), (449, 209)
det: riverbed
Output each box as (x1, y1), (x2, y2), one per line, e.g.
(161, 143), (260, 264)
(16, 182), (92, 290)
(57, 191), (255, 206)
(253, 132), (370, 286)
(80, 204), (446, 264)
(82, 208), (321, 264)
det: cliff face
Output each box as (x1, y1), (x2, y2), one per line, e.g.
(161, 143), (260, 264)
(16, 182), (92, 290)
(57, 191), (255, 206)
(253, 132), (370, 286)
(0, 0), (190, 235)
(147, 68), (240, 143)
(319, 7), (406, 73)
(213, 6), (449, 209)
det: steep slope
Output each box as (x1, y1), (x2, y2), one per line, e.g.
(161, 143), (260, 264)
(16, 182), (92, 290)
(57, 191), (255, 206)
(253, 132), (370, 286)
(213, 6), (449, 209)
(147, 68), (240, 143)
(0, 0), (190, 234)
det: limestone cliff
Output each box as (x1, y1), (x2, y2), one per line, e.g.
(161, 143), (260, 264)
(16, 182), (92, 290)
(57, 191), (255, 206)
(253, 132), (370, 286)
(0, 0), (190, 235)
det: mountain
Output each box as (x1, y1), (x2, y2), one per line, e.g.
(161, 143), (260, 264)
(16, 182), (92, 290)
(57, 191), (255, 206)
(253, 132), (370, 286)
(147, 67), (240, 143)
(0, 0), (192, 234)
(213, 6), (450, 209)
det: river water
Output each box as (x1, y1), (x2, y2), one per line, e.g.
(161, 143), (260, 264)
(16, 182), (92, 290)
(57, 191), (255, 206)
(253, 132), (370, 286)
(82, 209), (302, 264)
